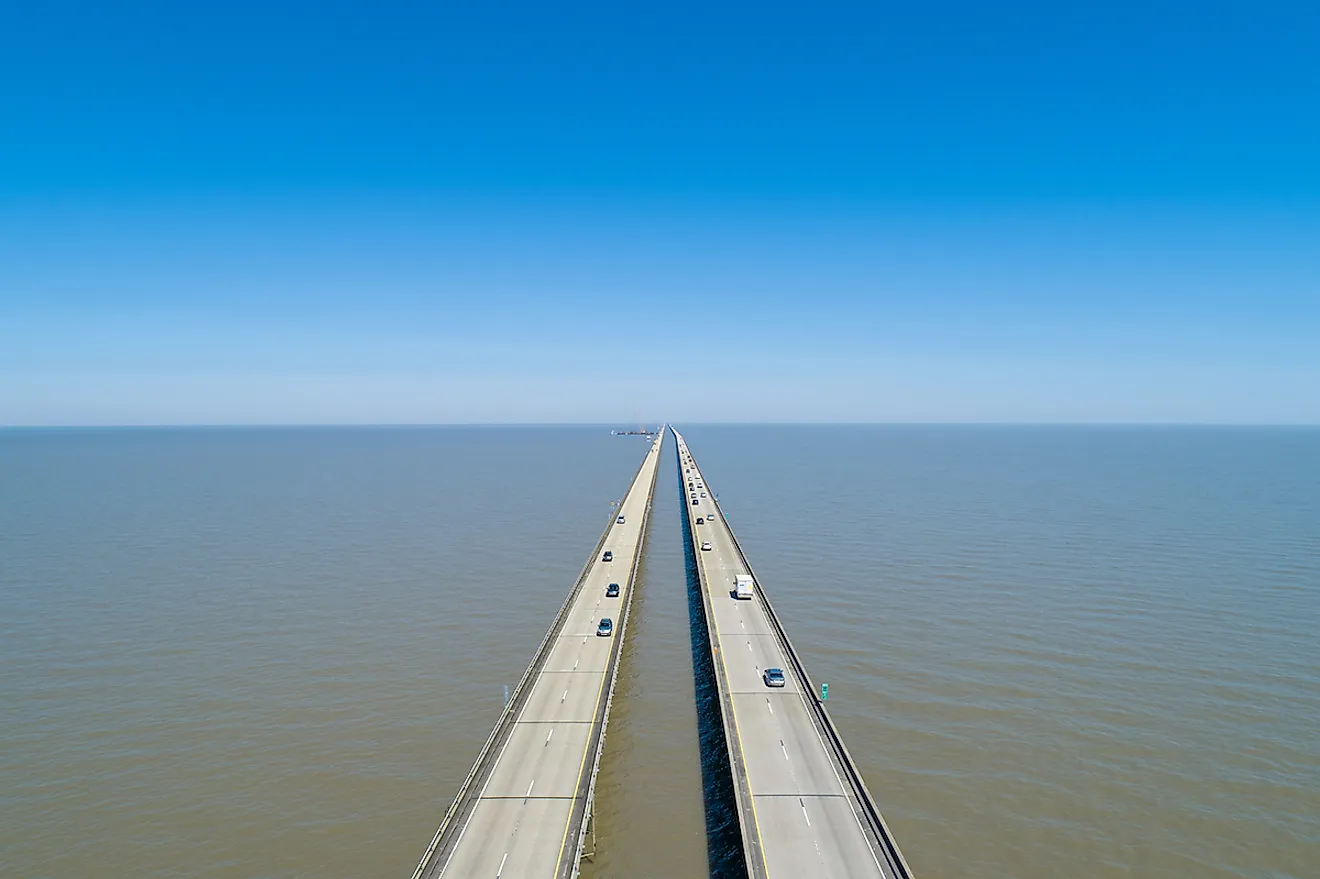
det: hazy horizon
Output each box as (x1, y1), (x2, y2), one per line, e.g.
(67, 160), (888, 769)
(4, 421), (1319, 429)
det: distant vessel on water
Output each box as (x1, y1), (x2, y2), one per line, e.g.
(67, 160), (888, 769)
(612, 421), (659, 436)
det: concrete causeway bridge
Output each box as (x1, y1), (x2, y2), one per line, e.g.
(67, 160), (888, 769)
(411, 427), (913, 878)
(410, 434), (662, 879)
(675, 428), (913, 879)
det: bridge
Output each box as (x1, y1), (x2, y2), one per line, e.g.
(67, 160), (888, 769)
(410, 427), (914, 878)
(410, 432), (662, 879)
(674, 428), (914, 879)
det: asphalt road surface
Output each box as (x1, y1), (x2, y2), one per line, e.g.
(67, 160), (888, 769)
(415, 434), (663, 879)
(675, 430), (898, 879)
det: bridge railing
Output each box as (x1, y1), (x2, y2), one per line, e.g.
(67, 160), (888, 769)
(673, 434), (765, 877)
(570, 433), (662, 876)
(410, 436), (662, 879)
(681, 432), (915, 879)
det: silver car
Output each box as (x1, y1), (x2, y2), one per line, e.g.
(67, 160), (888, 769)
(763, 668), (786, 688)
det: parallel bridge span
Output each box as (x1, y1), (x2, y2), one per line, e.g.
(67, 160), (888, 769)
(674, 427), (915, 879)
(410, 433), (662, 879)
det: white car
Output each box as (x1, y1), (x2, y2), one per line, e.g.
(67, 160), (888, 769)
(701, 541), (712, 551)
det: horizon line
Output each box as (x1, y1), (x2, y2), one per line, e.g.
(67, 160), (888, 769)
(2, 421), (1317, 430)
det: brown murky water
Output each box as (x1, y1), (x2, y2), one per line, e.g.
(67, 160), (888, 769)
(2, 426), (1317, 879)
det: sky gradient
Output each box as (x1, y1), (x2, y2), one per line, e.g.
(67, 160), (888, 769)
(2, 1), (1317, 424)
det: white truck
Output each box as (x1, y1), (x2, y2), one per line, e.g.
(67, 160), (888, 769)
(734, 574), (754, 600)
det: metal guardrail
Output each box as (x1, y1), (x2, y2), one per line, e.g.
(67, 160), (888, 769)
(410, 436), (663, 879)
(675, 429), (915, 879)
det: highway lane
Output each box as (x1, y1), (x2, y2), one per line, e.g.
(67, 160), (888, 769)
(413, 433), (663, 879)
(674, 429), (905, 879)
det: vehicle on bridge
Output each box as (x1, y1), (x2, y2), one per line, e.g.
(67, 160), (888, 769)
(701, 541), (713, 551)
(596, 618), (613, 637)
(763, 667), (786, 688)
(735, 574), (754, 600)
(602, 550), (613, 562)
(606, 583), (620, 597)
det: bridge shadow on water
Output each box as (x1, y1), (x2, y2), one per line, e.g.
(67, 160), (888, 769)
(676, 451), (750, 879)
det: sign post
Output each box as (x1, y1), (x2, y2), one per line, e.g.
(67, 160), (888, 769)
(821, 683), (829, 701)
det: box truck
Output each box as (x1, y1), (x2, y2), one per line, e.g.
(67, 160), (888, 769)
(734, 574), (754, 600)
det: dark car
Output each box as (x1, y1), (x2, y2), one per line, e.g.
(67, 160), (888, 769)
(692, 498), (699, 506)
(696, 517), (705, 524)
(763, 668), (786, 688)
(602, 551), (613, 562)
(597, 618), (613, 637)
(606, 582), (620, 597)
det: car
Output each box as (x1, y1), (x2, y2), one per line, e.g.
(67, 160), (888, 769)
(617, 515), (626, 524)
(696, 517), (705, 524)
(596, 618), (613, 637)
(701, 541), (712, 551)
(692, 499), (699, 506)
(763, 668), (786, 687)
(606, 583), (620, 597)
(602, 551), (613, 562)
(700, 492), (706, 497)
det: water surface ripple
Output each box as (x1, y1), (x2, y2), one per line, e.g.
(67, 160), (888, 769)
(2, 426), (1316, 879)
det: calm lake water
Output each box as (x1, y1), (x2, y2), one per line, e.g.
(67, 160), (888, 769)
(2, 426), (1317, 879)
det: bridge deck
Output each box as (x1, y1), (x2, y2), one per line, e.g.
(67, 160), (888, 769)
(674, 428), (913, 879)
(412, 434), (663, 879)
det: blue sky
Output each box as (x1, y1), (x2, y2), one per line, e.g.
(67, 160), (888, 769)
(1, 1), (1317, 424)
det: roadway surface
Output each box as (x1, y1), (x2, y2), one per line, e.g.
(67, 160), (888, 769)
(674, 428), (913, 879)
(412, 433), (663, 879)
